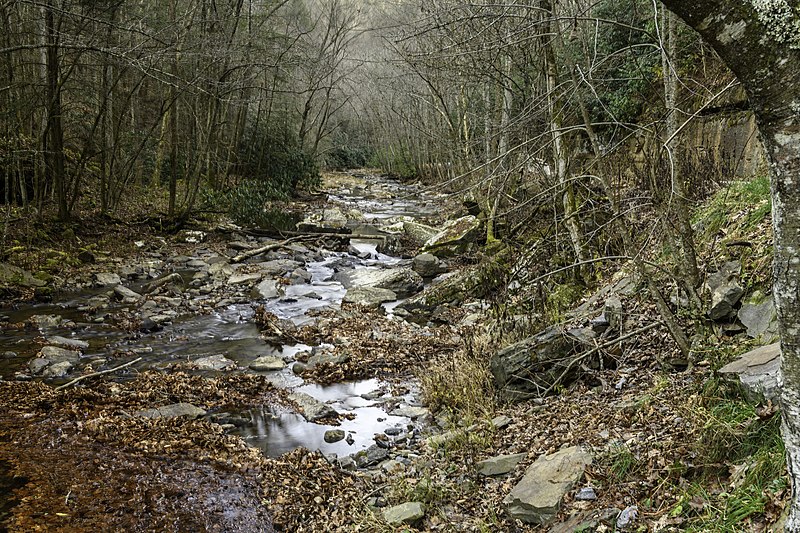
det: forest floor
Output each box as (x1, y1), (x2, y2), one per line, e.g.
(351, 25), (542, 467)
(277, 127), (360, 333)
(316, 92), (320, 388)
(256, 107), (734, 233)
(0, 172), (790, 532)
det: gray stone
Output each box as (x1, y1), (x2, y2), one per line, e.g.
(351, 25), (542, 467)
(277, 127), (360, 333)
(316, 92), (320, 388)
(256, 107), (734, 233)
(503, 446), (592, 524)
(95, 272), (121, 286)
(477, 453), (527, 476)
(42, 360), (72, 378)
(292, 362), (308, 375)
(354, 444), (389, 467)
(575, 486), (597, 501)
(616, 505), (638, 529)
(604, 296), (624, 332)
(707, 261), (744, 320)
(209, 262), (234, 280)
(491, 415), (512, 429)
(251, 279), (283, 299)
(46, 336), (89, 350)
(0, 262), (46, 288)
(307, 351), (350, 369)
(39, 345), (81, 363)
(28, 357), (49, 375)
(343, 287), (397, 308)
(249, 356), (286, 371)
(191, 354), (236, 371)
(228, 272), (262, 285)
(412, 253), (445, 277)
(288, 391), (337, 421)
(114, 285), (143, 302)
(392, 406), (430, 419)
(30, 314), (61, 328)
(324, 429), (346, 443)
(423, 215), (481, 257)
(403, 221), (438, 246)
(297, 207), (349, 232)
(257, 259), (302, 276)
(718, 342), (782, 402)
(335, 267), (423, 297)
(383, 502), (426, 526)
(738, 291), (779, 342)
(136, 402), (207, 419)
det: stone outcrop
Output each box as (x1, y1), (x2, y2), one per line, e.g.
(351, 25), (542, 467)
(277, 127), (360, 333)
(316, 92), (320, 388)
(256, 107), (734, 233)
(335, 267), (423, 297)
(707, 261), (744, 320)
(738, 291), (778, 342)
(718, 342), (781, 402)
(503, 446), (592, 524)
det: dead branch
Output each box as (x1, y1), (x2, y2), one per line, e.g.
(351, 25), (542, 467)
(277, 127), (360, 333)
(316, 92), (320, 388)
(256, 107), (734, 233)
(55, 357), (143, 391)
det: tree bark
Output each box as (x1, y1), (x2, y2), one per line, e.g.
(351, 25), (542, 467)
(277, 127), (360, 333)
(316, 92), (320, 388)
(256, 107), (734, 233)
(660, 1), (800, 529)
(43, 1), (68, 221)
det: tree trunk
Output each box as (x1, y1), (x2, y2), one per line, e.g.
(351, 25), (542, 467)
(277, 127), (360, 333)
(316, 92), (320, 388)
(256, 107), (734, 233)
(44, 2), (68, 221)
(660, 2), (800, 529)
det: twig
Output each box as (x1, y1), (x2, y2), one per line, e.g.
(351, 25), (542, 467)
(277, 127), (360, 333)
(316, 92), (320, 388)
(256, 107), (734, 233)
(55, 357), (142, 391)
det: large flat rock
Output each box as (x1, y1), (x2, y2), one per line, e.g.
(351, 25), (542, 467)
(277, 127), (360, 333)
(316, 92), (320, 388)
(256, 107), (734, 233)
(288, 391), (337, 422)
(503, 446), (592, 524)
(335, 267), (422, 297)
(719, 343), (781, 402)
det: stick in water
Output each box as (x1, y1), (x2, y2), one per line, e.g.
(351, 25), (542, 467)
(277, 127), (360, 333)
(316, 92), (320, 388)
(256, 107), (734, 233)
(55, 357), (142, 391)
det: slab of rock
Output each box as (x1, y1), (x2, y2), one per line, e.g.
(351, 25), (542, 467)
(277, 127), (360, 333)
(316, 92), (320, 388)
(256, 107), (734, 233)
(28, 358), (49, 375)
(412, 253), (445, 277)
(95, 272), (121, 286)
(477, 453), (527, 476)
(343, 287), (397, 308)
(136, 402), (207, 419)
(228, 272), (262, 285)
(30, 314), (62, 328)
(288, 391), (337, 422)
(0, 262), (46, 288)
(392, 406), (430, 419)
(383, 502), (425, 526)
(42, 361), (72, 378)
(353, 444), (389, 467)
(297, 208), (349, 232)
(46, 336), (89, 350)
(738, 291), (779, 342)
(403, 221), (438, 246)
(249, 356), (286, 371)
(718, 342), (781, 402)
(707, 261), (744, 320)
(503, 446), (592, 524)
(257, 259), (302, 276)
(114, 285), (143, 302)
(39, 345), (81, 363)
(251, 279), (283, 299)
(191, 354), (236, 371)
(422, 215), (481, 257)
(335, 267), (423, 297)
(307, 351), (350, 368)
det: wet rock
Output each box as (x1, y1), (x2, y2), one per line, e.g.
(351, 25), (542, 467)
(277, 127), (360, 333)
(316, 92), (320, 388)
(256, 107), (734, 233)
(288, 391), (337, 421)
(307, 351), (350, 368)
(403, 221), (438, 246)
(257, 259), (302, 277)
(292, 362), (308, 375)
(289, 268), (312, 284)
(94, 272), (121, 286)
(28, 358), (49, 375)
(136, 402), (207, 419)
(738, 291), (779, 342)
(0, 262), (47, 288)
(412, 253), (445, 277)
(324, 429), (346, 443)
(139, 317), (162, 333)
(39, 345), (81, 363)
(336, 267), (423, 297)
(42, 360), (73, 378)
(353, 444), (389, 467)
(718, 342), (781, 402)
(2, 351), (16, 359)
(503, 446), (592, 524)
(422, 215), (481, 257)
(383, 502), (425, 526)
(477, 453), (527, 476)
(46, 336), (89, 350)
(191, 354), (236, 371)
(209, 262), (234, 281)
(343, 287), (397, 308)
(114, 285), (143, 302)
(249, 356), (286, 371)
(142, 272), (184, 294)
(228, 272), (262, 285)
(251, 279), (283, 299)
(30, 314), (61, 328)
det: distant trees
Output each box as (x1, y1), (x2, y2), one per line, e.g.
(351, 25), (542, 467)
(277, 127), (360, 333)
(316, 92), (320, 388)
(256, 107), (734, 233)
(0, 0), (364, 222)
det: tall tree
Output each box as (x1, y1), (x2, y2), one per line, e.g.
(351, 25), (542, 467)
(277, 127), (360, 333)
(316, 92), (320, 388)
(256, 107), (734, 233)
(660, 1), (800, 529)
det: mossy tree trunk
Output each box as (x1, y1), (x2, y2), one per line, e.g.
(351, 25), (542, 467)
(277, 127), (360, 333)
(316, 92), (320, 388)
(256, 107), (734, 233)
(661, 1), (800, 529)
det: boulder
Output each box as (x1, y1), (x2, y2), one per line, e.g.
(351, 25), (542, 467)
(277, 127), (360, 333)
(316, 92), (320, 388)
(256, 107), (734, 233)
(422, 215), (481, 257)
(42, 361), (73, 378)
(718, 343), (781, 402)
(383, 502), (426, 526)
(353, 444), (389, 467)
(412, 253), (445, 277)
(136, 402), (207, 419)
(288, 391), (337, 421)
(738, 291), (779, 342)
(94, 272), (121, 286)
(307, 351), (350, 369)
(28, 358), (49, 375)
(391, 406), (430, 419)
(707, 261), (744, 320)
(46, 336), (89, 350)
(114, 285), (143, 303)
(191, 354), (236, 371)
(39, 345), (81, 363)
(297, 207), (349, 233)
(503, 446), (592, 524)
(477, 453), (527, 476)
(257, 259), (302, 276)
(335, 267), (423, 297)
(490, 326), (591, 401)
(403, 221), (438, 246)
(324, 429), (346, 443)
(0, 262), (46, 288)
(251, 279), (284, 300)
(343, 287), (397, 308)
(228, 271), (262, 286)
(249, 356), (286, 371)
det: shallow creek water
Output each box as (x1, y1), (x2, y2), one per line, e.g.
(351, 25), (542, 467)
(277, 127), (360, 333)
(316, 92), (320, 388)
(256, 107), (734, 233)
(0, 175), (442, 460)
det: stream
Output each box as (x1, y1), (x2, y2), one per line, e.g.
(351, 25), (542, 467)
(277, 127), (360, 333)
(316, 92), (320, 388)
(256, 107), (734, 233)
(0, 173), (445, 462)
